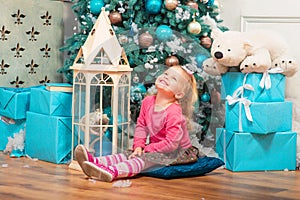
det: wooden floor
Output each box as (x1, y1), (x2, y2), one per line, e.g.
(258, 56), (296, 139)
(0, 153), (299, 200)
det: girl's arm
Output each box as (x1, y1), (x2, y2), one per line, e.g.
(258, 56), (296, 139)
(132, 97), (150, 150)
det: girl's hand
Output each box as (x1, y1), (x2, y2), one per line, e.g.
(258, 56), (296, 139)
(129, 147), (143, 159)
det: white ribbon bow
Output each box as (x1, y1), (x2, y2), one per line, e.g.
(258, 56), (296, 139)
(226, 95), (253, 122)
(225, 73), (254, 131)
(259, 67), (284, 89)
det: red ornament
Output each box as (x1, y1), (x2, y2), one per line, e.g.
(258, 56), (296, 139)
(165, 55), (179, 67)
(109, 11), (122, 25)
(200, 36), (212, 49)
(186, 1), (198, 10)
(139, 32), (154, 48)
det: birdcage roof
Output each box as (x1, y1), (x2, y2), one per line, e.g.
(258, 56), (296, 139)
(74, 8), (124, 67)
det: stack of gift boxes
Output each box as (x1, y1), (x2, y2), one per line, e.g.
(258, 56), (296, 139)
(216, 72), (297, 171)
(0, 85), (73, 164)
(25, 85), (73, 164)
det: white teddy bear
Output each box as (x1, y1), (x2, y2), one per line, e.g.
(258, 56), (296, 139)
(203, 29), (298, 76)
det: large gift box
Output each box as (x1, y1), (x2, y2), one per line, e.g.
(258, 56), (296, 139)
(25, 112), (72, 164)
(225, 101), (292, 133)
(30, 87), (72, 117)
(215, 128), (297, 171)
(221, 72), (285, 102)
(0, 87), (32, 119)
(0, 117), (26, 150)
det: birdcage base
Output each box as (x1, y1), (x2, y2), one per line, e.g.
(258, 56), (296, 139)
(69, 160), (82, 171)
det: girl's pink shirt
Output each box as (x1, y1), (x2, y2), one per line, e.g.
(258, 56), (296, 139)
(133, 95), (192, 153)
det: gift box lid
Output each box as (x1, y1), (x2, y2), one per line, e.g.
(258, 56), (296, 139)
(221, 72), (286, 102)
(30, 87), (72, 116)
(0, 87), (31, 109)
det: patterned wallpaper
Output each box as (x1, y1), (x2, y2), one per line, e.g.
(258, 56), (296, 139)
(0, 0), (64, 88)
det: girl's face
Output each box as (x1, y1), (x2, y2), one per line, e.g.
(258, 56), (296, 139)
(155, 67), (188, 99)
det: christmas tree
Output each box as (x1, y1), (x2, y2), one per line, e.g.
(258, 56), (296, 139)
(60, 0), (228, 146)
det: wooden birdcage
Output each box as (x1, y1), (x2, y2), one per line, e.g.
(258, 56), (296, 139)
(69, 8), (132, 170)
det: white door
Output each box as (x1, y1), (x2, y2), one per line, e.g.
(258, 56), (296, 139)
(219, 0), (300, 162)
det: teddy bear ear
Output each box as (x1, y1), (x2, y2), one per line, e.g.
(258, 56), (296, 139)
(211, 28), (223, 39)
(244, 41), (254, 52)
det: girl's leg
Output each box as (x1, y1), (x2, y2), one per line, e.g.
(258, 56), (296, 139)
(81, 157), (146, 182)
(75, 145), (127, 168)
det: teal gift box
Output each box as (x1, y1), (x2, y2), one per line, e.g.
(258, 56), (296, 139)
(30, 87), (72, 117)
(215, 128), (297, 171)
(221, 72), (285, 102)
(25, 112), (72, 164)
(225, 101), (292, 134)
(0, 87), (32, 119)
(0, 117), (26, 150)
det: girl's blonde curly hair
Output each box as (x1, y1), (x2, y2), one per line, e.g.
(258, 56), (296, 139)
(171, 65), (198, 131)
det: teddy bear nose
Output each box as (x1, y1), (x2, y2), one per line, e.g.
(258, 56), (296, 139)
(214, 52), (223, 59)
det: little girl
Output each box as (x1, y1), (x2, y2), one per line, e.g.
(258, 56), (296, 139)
(75, 65), (200, 182)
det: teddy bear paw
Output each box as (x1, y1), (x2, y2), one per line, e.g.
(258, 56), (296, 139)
(272, 56), (298, 77)
(240, 56), (270, 73)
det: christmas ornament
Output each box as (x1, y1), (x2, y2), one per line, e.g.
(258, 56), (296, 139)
(89, 0), (105, 15)
(145, 0), (162, 14)
(109, 11), (122, 25)
(186, 1), (198, 10)
(134, 83), (147, 94)
(201, 93), (210, 102)
(131, 83), (146, 102)
(156, 25), (173, 41)
(188, 20), (201, 35)
(165, 0), (178, 11)
(139, 32), (154, 48)
(200, 36), (212, 49)
(103, 107), (112, 118)
(207, 0), (215, 6)
(195, 54), (208, 68)
(165, 55), (179, 67)
(166, 56), (179, 67)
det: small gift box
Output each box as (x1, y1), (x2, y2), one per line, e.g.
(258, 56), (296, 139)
(30, 86), (72, 117)
(225, 101), (292, 134)
(0, 117), (26, 150)
(215, 128), (297, 171)
(221, 72), (285, 102)
(25, 112), (72, 164)
(0, 87), (32, 119)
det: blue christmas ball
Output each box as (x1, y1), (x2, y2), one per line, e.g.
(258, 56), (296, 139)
(156, 25), (173, 41)
(105, 130), (112, 141)
(201, 93), (211, 102)
(195, 54), (208, 68)
(103, 107), (112, 118)
(89, 0), (105, 15)
(134, 83), (147, 94)
(145, 0), (162, 14)
(207, 0), (215, 6)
